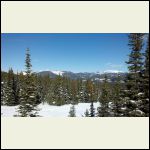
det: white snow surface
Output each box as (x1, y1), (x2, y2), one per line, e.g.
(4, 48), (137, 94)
(1, 102), (100, 117)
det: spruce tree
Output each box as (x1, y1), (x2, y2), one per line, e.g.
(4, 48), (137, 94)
(18, 48), (39, 117)
(1, 81), (6, 105)
(5, 68), (16, 106)
(68, 105), (76, 117)
(90, 101), (95, 117)
(84, 109), (90, 117)
(140, 35), (149, 116)
(97, 75), (110, 117)
(125, 33), (145, 116)
(112, 75), (124, 116)
(143, 35), (149, 99)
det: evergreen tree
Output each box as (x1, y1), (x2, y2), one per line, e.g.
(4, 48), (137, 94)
(125, 33), (146, 116)
(41, 75), (52, 104)
(53, 75), (65, 106)
(112, 75), (124, 116)
(5, 68), (17, 106)
(77, 79), (85, 103)
(70, 80), (78, 104)
(84, 109), (90, 117)
(1, 81), (6, 105)
(68, 105), (76, 117)
(18, 48), (39, 117)
(97, 75), (110, 117)
(140, 35), (149, 116)
(90, 101), (95, 117)
(143, 35), (149, 99)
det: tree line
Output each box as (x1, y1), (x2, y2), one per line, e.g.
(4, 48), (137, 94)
(1, 33), (149, 117)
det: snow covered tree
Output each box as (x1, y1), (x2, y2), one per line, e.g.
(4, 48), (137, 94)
(5, 68), (17, 106)
(125, 33), (145, 116)
(1, 81), (6, 105)
(18, 48), (39, 117)
(140, 35), (149, 116)
(143, 35), (149, 99)
(68, 105), (76, 117)
(77, 79), (84, 103)
(52, 75), (65, 106)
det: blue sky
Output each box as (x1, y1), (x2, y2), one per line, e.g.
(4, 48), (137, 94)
(1, 33), (131, 73)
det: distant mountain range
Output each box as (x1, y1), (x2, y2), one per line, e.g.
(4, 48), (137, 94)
(37, 70), (128, 82)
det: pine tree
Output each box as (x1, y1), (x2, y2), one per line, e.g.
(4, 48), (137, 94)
(112, 75), (124, 116)
(90, 101), (95, 117)
(1, 81), (6, 105)
(52, 75), (65, 106)
(125, 33), (145, 116)
(143, 35), (149, 99)
(84, 109), (90, 117)
(68, 105), (76, 117)
(140, 35), (149, 116)
(97, 75), (110, 117)
(77, 79), (85, 103)
(5, 68), (16, 106)
(18, 48), (39, 117)
(70, 80), (78, 104)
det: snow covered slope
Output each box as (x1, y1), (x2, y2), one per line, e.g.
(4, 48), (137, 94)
(1, 102), (100, 117)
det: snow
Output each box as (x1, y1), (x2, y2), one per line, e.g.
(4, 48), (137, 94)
(103, 70), (123, 73)
(135, 109), (144, 114)
(1, 105), (18, 117)
(22, 71), (27, 75)
(121, 107), (126, 110)
(129, 100), (136, 104)
(51, 70), (64, 76)
(146, 98), (149, 102)
(137, 92), (144, 96)
(29, 96), (35, 98)
(1, 102), (100, 117)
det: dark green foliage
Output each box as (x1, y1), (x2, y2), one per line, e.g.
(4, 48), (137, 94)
(97, 75), (111, 117)
(90, 101), (95, 117)
(126, 33), (145, 99)
(112, 75), (125, 117)
(68, 105), (76, 117)
(4, 68), (19, 106)
(18, 48), (39, 117)
(125, 33), (146, 116)
(140, 35), (149, 116)
(143, 36), (149, 99)
(2, 34), (149, 117)
(84, 109), (90, 117)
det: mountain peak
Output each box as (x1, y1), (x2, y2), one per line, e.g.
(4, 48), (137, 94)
(103, 70), (123, 73)
(51, 70), (64, 76)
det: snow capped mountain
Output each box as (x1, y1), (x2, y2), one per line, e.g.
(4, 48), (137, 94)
(103, 70), (123, 73)
(37, 70), (127, 82)
(51, 70), (64, 76)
